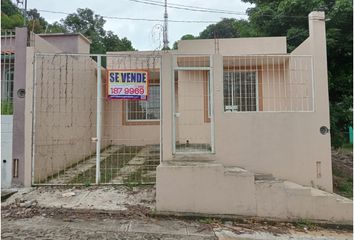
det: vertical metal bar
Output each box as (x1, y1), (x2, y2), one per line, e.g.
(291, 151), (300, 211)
(256, 56), (259, 112)
(96, 56), (102, 184)
(311, 56), (315, 111)
(159, 56), (163, 162)
(210, 55), (215, 153)
(31, 54), (37, 185)
(171, 56), (176, 154)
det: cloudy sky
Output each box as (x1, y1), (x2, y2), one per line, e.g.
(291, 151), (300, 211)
(22, 0), (252, 50)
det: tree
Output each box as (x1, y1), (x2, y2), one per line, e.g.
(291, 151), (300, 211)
(1, 0), (24, 29)
(26, 9), (47, 33)
(102, 31), (135, 52)
(199, 18), (241, 39)
(60, 8), (135, 54)
(61, 8), (106, 54)
(173, 34), (196, 49)
(46, 21), (68, 33)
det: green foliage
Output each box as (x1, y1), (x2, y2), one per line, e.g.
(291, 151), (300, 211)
(173, 19), (256, 50)
(46, 22), (68, 33)
(1, 12), (23, 29)
(199, 18), (242, 39)
(26, 9), (47, 33)
(102, 31), (135, 52)
(60, 8), (135, 54)
(1, 0), (21, 16)
(1, 100), (13, 115)
(1, 3), (135, 55)
(173, 34), (196, 49)
(296, 219), (317, 230)
(1, 0), (24, 29)
(337, 178), (353, 198)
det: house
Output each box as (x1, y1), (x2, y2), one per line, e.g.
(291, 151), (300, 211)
(1, 11), (352, 223)
(1, 30), (93, 187)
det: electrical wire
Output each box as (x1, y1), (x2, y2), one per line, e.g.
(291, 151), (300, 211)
(125, 0), (308, 19)
(37, 9), (219, 23)
(126, 0), (247, 15)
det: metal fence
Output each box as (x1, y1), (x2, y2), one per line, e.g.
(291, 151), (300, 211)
(32, 53), (161, 185)
(1, 29), (15, 115)
(223, 55), (314, 112)
(172, 54), (214, 154)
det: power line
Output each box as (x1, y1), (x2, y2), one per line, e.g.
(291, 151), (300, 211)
(126, 0), (308, 19)
(126, 0), (247, 15)
(37, 9), (218, 23)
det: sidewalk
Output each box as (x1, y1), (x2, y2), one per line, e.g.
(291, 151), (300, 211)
(1, 186), (352, 240)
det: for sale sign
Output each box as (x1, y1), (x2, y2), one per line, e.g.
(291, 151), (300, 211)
(107, 70), (149, 100)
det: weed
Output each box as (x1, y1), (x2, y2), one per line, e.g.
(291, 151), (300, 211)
(1, 100), (13, 115)
(296, 219), (317, 230)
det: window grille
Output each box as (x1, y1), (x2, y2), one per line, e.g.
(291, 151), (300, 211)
(1, 29), (15, 115)
(224, 71), (257, 112)
(127, 84), (160, 121)
(223, 55), (314, 112)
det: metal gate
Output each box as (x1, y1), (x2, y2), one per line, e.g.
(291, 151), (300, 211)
(32, 53), (161, 185)
(172, 54), (214, 154)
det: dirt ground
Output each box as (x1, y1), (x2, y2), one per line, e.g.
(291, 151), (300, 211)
(1, 149), (352, 239)
(1, 186), (353, 240)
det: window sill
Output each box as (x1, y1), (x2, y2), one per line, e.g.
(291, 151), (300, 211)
(123, 120), (160, 126)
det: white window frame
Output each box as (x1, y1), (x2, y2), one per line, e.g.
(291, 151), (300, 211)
(223, 70), (259, 112)
(207, 72), (211, 118)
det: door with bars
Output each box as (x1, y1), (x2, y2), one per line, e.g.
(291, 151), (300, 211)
(172, 55), (214, 154)
(32, 53), (161, 185)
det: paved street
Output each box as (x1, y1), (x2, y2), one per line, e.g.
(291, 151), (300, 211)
(2, 216), (215, 240)
(2, 214), (352, 240)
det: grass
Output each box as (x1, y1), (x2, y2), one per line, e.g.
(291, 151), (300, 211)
(341, 143), (353, 154)
(332, 145), (353, 199)
(296, 219), (317, 230)
(71, 146), (143, 184)
(1, 100), (13, 115)
(336, 178), (353, 199)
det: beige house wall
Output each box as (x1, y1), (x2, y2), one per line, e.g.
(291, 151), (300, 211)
(102, 100), (160, 146)
(38, 34), (91, 54)
(159, 12), (332, 192)
(177, 37), (287, 55)
(103, 52), (162, 147)
(25, 34), (98, 183)
(210, 12), (332, 192)
(176, 70), (210, 145)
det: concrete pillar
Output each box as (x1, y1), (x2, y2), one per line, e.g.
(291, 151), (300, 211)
(161, 53), (173, 161)
(12, 27), (28, 186)
(212, 54), (223, 156)
(23, 47), (34, 187)
(308, 11), (333, 192)
(309, 11), (330, 124)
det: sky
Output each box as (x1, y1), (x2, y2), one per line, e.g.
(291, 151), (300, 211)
(20, 0), (252, 50)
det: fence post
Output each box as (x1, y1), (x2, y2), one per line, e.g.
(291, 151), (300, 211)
(96, 56), (102, 184)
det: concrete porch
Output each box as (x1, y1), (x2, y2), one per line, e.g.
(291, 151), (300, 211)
(156, 161), (353, 225)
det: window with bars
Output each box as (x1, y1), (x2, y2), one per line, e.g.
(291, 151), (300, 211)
(1, 53), (15, 115)
(223, 71), (258, 112)
(127, 85), (160, 121)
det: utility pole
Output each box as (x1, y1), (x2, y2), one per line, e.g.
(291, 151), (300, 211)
(16, 0), (27, 25)
(163, 0), (169, 49)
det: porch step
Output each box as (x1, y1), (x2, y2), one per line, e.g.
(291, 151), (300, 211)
(172, 154), (215, 162)
(156, 162), (353, 224)
(254, 173), (276, 181)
